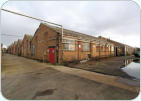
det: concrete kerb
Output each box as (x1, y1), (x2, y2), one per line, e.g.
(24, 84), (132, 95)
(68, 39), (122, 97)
(46, 64), (139, 93)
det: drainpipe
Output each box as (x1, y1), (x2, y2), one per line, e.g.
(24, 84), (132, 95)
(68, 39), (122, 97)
(61, 25), (64, 64)
(110, 45), (111, 57)
(99, 39), (101, 60)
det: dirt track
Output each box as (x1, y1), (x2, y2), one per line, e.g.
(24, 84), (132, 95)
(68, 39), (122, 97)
(1, 54), (139, 100)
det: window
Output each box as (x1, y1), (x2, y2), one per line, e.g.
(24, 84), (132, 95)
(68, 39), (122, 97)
(82, 42), (90, 51)
(108, 45), (111, 51)
(27, 42), (31, 54)
(111, 46), (114, 51)
(126, 47), (128, 51)
(105, 45), (108, 52)
(32, 44), (35, 56)
(63, 39), (75, 51)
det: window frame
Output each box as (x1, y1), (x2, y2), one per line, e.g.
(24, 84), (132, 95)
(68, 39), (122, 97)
(32, 44), (35, 56)
(62, 38), (75, 51)
(111, 46), (114, 52)
(82, 42), (90, 52)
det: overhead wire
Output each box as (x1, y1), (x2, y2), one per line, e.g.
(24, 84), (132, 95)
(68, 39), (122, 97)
(1, 34), (23, 37)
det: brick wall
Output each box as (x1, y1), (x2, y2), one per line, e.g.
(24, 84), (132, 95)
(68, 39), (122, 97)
(21, 36), (32, 57)
(31, 23), (58, 62)
(62, 39), (115, 62)
(17, 41), (22, 56)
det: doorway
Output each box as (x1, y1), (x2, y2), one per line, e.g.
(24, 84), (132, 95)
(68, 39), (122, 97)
(49, 48), (56, 64)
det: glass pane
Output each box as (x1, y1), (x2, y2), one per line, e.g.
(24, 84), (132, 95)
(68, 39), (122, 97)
(82, 42), (90, 51)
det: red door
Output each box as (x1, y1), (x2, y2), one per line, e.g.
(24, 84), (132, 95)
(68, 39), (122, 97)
(49, 48), (56, 64)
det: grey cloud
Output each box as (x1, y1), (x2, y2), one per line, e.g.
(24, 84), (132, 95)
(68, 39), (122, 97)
(1, 1), (140, 47)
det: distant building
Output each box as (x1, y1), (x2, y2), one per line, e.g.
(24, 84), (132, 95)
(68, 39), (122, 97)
(21, 34), (33, 57)
(17, 39), (22, 56)
(13, 41), (18, 55)
(98, 36), (134, 56)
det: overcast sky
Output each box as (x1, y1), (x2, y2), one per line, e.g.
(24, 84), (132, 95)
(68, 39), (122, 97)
(1, 1), (140, 48)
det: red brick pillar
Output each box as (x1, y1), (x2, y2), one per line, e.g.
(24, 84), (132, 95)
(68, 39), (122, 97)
(58, 35), (63, 64)
(77, 41), (82, 60)
(90, 43), (95, 58)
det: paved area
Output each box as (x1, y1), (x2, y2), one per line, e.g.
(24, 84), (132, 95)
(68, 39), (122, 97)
(50, 65), (139, 92)
(66, 56), (138, 79)
(1, 54), (139, 100)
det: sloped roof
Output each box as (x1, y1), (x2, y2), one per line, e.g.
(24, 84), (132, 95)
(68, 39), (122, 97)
(42, 23), (113, 45)
(98, 36), (127, 47)
(108, 40), (125, 47)
(18, 39), (22, 43)
(25, 34), (33, 40)
(17, 39), (22, 46)
(43, 23), (97, 41)
(110, 40), (133, 48)
(13, 41), (17, 44)
(12, 41), (17, 47)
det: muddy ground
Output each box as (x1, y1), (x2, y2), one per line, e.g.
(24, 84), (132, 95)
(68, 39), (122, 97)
(65, 56), (138, 79)
(1, 54), (139, 100)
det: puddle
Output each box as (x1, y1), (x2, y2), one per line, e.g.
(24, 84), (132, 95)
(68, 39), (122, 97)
(75, 94), (79, 100)
(121, 58), (140, 80)
(32, 88), (56, 99)
(35, 72), (43, 75)
(37, 89), (56, 95)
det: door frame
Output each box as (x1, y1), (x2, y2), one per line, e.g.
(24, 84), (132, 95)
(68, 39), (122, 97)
(48, 46), (57, 64)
